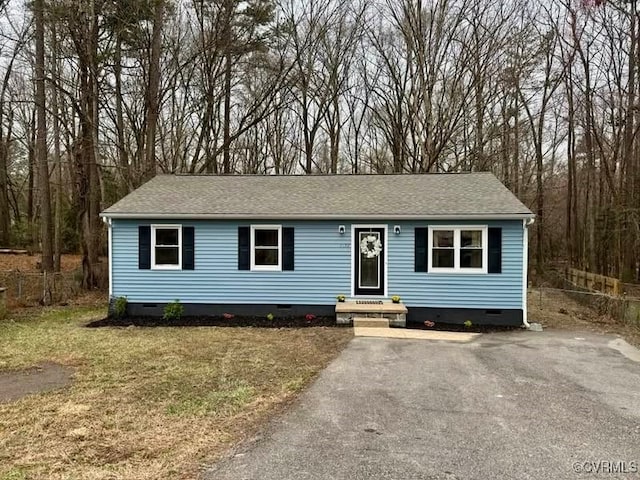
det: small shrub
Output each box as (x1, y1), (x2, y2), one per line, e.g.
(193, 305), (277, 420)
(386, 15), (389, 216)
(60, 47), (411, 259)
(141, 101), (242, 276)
(336, 294), (346, 302)
(113, 296), (128, 319)
(463, 319), (473, 328)
(223, 313), (234, 319)
(305, 313), (316, 321)
(164, 300), (184, 321)
(424, 320), (435, 328)
(391, 295), (401, 303)
(266, 313), (274, 321)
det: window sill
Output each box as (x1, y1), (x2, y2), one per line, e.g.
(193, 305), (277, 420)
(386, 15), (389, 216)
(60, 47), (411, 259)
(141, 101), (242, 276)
(429, 269), (487, 275)
(151, 265), (183, 271)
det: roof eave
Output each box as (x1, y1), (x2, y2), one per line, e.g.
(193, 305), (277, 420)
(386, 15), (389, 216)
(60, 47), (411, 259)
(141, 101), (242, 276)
(100, 212), (535, 220)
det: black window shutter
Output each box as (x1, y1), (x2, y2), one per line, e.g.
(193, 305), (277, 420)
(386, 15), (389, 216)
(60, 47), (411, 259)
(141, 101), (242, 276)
(238, 226), (250, 270)
(488, 227), (502, 273)
(139, 225), (151, 269)
(415, 227), (428, 272)
(182, 226), (195, 270)
(283, 227), (294, 271)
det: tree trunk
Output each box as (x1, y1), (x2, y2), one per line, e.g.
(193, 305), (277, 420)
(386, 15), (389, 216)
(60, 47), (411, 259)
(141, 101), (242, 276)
(0, 45), (15, 247)
(27, 111), (35, 249)
(621, 1), (638, 280)
(535, 148), (544, 276)
(566, 99), (574, 266)
(143, 0), (165, 182)
(0, 136), (9, 246)
(51, 22), (62, 272)
(35, 0), (54, 275)
(223, 49), (232, 174)
(114, 32), (132, 192)
(0, 106), (10, 246)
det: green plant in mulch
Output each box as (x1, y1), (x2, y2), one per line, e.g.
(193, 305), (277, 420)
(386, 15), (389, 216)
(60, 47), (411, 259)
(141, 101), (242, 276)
(112, 296), (128, 319)
(163, 300), (184, 321)
(391, 295), (401, 303)
(266, 313), (274, 321)
(463, 320), (473, 328)
(336, 294), (346, 302)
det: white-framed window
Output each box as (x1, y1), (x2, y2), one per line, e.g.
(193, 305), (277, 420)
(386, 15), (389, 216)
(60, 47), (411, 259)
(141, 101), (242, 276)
(151, 225), (182, 270)
(251, 225), (282, 271)
(428, 226), (487, 273)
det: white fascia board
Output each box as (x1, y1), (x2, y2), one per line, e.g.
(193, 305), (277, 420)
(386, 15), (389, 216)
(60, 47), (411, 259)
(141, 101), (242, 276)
(100, 212), (535, 221)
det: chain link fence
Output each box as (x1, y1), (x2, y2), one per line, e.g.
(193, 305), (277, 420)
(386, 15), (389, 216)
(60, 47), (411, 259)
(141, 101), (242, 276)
(0, 270), (82, 307)
(536, 286), (639, 326)
(533, 268), (640, 327)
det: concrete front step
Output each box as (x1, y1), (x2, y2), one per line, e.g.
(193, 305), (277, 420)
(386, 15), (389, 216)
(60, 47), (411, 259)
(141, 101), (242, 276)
(335, 301), (408, 315)
(353, 317), (389, 328)
(336, 301), (407, 328)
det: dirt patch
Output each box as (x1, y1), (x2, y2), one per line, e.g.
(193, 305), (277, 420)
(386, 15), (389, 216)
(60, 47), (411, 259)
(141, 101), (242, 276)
(0, 363), (74, 403)
(528, 287), (640, 347)
(87, 315), (339, 328)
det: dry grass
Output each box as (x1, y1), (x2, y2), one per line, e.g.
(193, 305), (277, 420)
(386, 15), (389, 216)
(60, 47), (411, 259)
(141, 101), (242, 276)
(0, 306), (353, 480)
(528, 287), (640, 347)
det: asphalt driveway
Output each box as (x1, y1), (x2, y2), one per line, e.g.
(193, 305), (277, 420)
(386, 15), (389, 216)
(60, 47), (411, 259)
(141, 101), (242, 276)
(206, 331), (640, 480)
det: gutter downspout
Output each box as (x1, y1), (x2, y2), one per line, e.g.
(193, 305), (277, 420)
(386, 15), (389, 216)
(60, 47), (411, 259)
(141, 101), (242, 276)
(522, 217), (535, 328)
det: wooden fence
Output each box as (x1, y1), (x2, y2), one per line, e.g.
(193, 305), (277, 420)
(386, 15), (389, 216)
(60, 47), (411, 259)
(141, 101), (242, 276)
(567, 268), (621, 296)
(561, 268), (640, 326)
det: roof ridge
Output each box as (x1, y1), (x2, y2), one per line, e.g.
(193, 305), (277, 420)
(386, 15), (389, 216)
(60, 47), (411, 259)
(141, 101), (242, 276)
(161, 172), (494, 178)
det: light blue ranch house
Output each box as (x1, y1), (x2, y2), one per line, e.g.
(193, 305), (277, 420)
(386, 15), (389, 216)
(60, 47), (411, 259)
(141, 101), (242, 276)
(100, 173), (534, 327)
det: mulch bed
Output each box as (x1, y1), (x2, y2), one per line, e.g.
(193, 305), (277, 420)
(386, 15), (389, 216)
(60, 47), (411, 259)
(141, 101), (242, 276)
(87, 315), (339, 328)
(407, 321), (521, 334)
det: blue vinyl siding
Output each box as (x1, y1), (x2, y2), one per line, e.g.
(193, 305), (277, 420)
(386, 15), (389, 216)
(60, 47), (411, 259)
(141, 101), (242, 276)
(111, 219), (525, 309)
(389, 221), (524, 309)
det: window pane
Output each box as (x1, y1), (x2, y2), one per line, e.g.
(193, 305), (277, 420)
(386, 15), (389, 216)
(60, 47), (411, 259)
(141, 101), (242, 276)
(255, 229), (278, 247)
(360, 255), (379, 287)
(156, 247), (179, 265)
(460, 249), (482, 268)
(461, 230), (482, 248)
(432, 249), (454, 268)
(156, 228), (178, 246)
(255, 248), (278, 265)
(433, 230), (454, 248)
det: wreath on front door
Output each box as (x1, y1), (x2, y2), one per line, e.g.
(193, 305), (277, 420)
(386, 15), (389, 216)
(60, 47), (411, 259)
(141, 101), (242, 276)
(360, 235), (383, 258)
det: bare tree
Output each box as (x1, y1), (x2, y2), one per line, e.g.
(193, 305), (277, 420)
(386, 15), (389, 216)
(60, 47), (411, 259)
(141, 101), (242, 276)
(34, 0), (54, 275)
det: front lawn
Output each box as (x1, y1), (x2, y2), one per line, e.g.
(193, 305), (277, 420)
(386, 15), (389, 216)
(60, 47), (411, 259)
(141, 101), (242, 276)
(0, 306), (352, 479)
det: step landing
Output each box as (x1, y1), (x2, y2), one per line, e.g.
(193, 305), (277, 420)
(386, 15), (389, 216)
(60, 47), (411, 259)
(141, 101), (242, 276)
(336, 300), (407, 328)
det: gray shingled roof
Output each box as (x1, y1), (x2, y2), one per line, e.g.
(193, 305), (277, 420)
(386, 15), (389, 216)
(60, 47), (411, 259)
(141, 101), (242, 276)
(101, 173), (533, 219)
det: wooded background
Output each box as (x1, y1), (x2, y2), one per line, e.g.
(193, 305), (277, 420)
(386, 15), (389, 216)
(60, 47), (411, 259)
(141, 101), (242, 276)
(0, 0), (638, 290)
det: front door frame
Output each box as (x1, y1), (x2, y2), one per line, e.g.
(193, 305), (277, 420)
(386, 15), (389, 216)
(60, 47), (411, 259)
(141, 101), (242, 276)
(351, 224), (388, 298)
